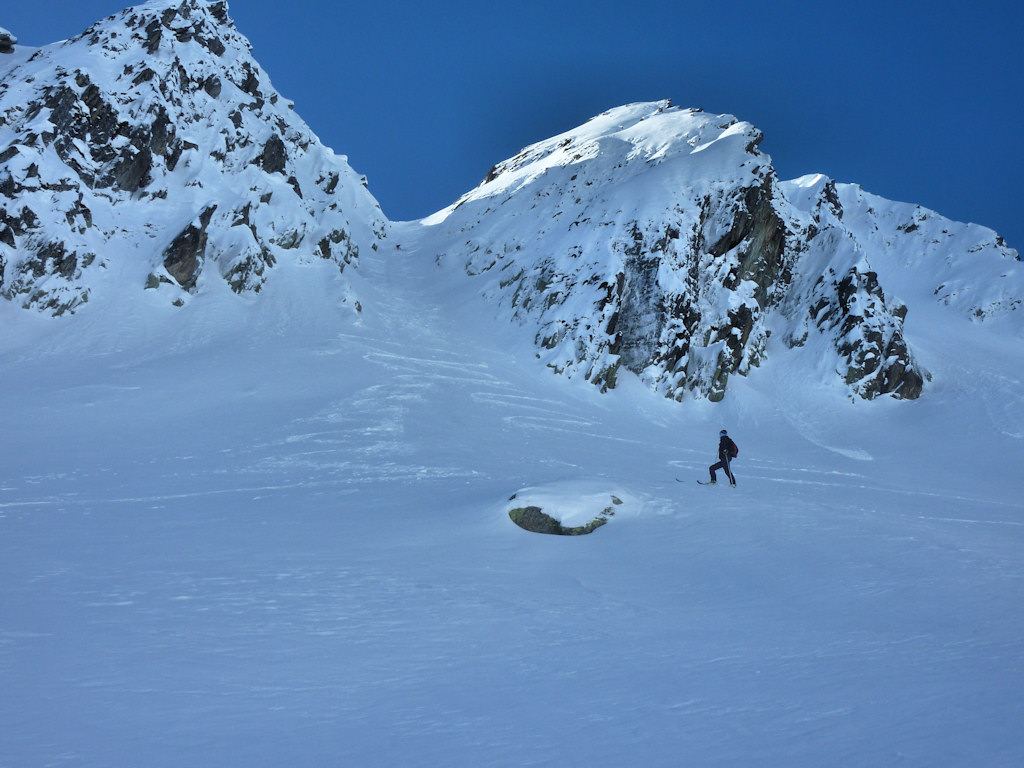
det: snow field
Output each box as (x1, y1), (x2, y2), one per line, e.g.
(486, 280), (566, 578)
(2, 232), (1023, 767)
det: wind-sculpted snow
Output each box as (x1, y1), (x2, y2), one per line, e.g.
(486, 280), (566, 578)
(422, 102), (1021, 402)
(0, 0), (386, 315)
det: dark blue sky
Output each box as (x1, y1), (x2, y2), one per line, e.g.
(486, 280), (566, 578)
(4, 1), (1022, 249)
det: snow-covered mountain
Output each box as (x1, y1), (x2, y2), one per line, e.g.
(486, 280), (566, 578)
(0, 0), (387, 316)
(421, 101), (1020, 402)
(0, 2), (1020, 404)
(3, 5), (1024, 766)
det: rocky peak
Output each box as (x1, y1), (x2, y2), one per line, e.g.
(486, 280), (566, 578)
(421, 102), (1021, 402)
(0, 0), (387, 315)
(425, 102), (799, 401)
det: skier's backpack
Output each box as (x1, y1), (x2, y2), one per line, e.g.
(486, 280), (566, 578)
(730, 441), (739, 459)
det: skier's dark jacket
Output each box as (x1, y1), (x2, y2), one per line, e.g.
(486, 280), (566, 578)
(718, 435), (737, 462)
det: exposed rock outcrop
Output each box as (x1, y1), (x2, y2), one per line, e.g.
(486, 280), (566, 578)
(163, 204), (217, 290)
(506, 488), (625, 535)
(508, 505), (611, 536)
(0, 27), (16, 54)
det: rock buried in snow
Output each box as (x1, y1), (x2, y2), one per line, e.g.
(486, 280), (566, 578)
(505, 482), (637, 535)
(508, 504), (614, 536)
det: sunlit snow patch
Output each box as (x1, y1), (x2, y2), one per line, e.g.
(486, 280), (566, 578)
(505, 480), (641, 535)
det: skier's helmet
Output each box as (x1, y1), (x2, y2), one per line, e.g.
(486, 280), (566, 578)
(720, 429), (728, 436)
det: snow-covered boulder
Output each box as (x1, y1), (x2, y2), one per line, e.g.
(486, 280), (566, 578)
(505, 483), (641, 535)
(0, 0), (387, 315)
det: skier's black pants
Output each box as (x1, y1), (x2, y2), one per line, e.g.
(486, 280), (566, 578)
(709, 458), (735, 485)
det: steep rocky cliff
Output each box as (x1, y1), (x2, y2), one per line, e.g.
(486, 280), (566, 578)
(779, 174), (1019, 399)
(0, 0), (386, 315)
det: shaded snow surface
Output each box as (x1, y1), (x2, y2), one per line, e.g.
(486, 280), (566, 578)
(2, 223), (1023, 767)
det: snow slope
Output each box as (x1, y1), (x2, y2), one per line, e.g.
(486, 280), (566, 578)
(2, 224), (1023, 767)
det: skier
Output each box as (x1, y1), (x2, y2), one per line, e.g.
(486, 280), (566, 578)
(708, 429), (737, 486)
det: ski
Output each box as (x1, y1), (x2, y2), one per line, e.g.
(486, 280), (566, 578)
(677, 478), (735, 487)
